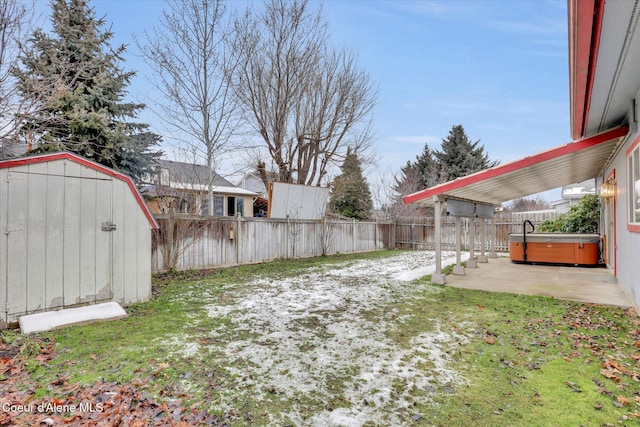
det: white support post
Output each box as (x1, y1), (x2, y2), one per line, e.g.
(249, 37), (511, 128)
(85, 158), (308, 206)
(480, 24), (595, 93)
(467, 217), (478, 268)
(478, 218), (488, 263)
(431, 196), (446, 284)
(453, 216), (465, 275)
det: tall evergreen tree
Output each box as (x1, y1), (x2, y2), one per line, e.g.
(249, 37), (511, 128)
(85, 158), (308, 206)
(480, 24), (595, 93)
(330, 148), (373, 220)
(392, 145), (437, 205)
(433, 124), (498, 181)
(412, 143), (441, 189)
(391, 124), (498, 218)
(388, 160), (426, 218)
(13, 0), (161, 182)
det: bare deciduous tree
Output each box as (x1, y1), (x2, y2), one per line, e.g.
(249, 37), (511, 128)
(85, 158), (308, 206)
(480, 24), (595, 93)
(369, 167), (428, 221)
(232, 0), (377, 187)
(157, 210), (209, 271)
(317, 214), (337, 256)
(138, 0), (240, 214)
(0, 0), (32, 153)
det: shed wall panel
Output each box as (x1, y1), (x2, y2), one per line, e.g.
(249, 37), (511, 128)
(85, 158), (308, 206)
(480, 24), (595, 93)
(45, 173), (65, 309)
(47, 158), (65, 176)
(6, 169), (28, 316)
(64, 160), (82, 177)
(26, 170), (47, 313)
(120, 189), (137, 301)
(111, 181), (125, 303)
(79, 173), (97, 304)
(95, 178), (112, 301)
(112, 180), (148, 304)
(122, 187), (138, 302)
(63, 174), (81, 306)
(136, 208), (152, 302)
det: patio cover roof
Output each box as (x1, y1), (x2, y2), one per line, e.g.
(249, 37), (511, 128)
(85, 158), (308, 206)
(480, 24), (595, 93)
(403, 126), (628, 208)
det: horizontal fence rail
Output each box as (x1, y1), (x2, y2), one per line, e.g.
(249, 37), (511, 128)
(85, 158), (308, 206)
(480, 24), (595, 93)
(151, 213), (557, 272)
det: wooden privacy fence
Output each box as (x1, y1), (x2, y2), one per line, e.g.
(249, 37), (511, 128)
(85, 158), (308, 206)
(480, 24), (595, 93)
(152, 215), (393, 272)
(151, 213), (557, 272)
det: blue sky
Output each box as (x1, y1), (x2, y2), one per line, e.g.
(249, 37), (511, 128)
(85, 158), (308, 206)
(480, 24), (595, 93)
(35, 0), (570, 201)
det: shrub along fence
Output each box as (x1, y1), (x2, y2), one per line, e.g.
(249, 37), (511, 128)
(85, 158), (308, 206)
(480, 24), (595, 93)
(151, 212), (557, 272)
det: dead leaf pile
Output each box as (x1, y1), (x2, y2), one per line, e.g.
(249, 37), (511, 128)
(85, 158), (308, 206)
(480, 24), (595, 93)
(561, 304), (640, 416)
(0, 337), (234, 426)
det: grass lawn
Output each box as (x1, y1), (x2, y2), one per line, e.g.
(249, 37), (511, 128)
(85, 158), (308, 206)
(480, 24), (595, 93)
(2, 250), (640, 426)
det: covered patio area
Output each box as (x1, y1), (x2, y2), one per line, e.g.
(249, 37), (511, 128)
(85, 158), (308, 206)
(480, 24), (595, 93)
(444, 257), (634, 308)
(402, 126), (629, 285)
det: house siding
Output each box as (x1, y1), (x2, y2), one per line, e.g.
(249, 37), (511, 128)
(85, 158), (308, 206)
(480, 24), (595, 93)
(603, 132), (640, 308)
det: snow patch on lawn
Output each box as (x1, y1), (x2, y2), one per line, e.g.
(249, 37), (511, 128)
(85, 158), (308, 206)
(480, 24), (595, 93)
(160, 334), (201, 358)
(194, 251), (471, 425)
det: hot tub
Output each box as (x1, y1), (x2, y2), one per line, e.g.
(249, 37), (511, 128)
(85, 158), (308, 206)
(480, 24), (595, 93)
(509, 233), (600, 266)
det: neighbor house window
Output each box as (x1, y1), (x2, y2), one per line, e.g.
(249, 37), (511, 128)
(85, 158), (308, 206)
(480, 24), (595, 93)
(159, 167), (170, 186)
(213, 195), (224, 217)
(236, 197), (244, 216)
(227, 196), (236, 216)
(628, 139), (640, 232)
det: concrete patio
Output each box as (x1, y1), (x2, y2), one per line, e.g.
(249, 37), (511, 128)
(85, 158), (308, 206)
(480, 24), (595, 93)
(444, 256), (635, 309)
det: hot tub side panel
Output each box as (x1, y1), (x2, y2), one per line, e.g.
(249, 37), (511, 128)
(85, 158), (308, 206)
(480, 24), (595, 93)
(509, 234), (600, 266)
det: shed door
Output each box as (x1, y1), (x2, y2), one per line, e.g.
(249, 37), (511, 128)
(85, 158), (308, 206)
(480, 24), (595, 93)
(2, 166), (114, 320)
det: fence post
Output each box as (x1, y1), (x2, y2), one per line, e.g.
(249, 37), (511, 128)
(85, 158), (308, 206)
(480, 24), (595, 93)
(489, 217), (498, 258)
(374, 220), (378, 250)
(411, 221), (415, 250)
(323, 215), (328, 255)
(236, 213), (241, 264)
(286, 215), (290, 259)
(392, 220), (397, 249)
(352, 218), (356, 253)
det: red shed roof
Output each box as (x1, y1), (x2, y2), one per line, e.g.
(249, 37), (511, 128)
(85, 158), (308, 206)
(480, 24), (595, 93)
(403, 126), (628, 207)
(0, 152), (159, 229)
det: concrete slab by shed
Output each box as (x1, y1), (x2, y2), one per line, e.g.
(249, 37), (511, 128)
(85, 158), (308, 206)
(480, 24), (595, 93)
(444, 257), (635, 309)
(19, 302), (127, 334)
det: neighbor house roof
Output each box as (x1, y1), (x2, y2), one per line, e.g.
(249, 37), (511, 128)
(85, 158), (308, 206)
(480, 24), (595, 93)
(158, 159), (235, 187)
(561, 179), (596, 200)
(168, 182), (259, 196)
(403, 126), (628, 207)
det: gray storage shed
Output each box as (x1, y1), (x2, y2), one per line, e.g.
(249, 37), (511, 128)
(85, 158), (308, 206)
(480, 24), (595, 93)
(0, 152), (159, 328)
